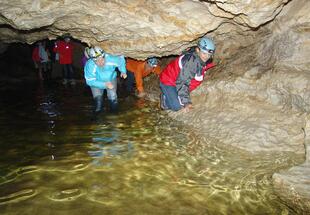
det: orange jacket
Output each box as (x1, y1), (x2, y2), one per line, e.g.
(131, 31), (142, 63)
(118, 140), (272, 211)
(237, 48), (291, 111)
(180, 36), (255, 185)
(126, 59), (161, 93)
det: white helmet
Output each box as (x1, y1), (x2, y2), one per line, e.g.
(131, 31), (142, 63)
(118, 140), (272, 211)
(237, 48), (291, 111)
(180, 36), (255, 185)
(89, 46), (105, 59)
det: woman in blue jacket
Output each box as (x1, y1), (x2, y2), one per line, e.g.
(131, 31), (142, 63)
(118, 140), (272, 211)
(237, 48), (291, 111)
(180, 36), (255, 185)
(84, 46), (127, 113)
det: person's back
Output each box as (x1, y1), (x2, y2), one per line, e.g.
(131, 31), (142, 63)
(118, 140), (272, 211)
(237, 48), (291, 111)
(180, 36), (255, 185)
(102, 54), (126, 74)
(126, 59), (144, 75)
(126, 58), (161, 97)
(159, 55), (183, 87)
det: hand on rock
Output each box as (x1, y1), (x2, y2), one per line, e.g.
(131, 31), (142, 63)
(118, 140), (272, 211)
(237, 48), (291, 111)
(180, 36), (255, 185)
(182, 104), (193, 113)
(137, 91), (146, 98)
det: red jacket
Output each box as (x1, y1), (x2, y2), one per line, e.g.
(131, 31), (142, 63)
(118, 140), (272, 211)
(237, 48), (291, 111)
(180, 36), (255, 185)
(160, 55), (215, 92)
(32, 47), (40, 62)
(53, 41), (74, 64)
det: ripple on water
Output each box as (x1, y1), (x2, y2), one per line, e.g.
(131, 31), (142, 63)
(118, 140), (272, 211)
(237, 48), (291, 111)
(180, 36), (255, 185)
(0, 86), (303, 214)
(0, 189), (37, 205)
(0, 166), (39, 185)
(16, 166), (39, 175)
(86, 188), (121, 207)
(42, 160), (90, 173)
(47, 188), (84, 202)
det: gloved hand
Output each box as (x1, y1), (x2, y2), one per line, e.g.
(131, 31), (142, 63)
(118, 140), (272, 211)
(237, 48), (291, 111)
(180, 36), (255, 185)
(120, 73), (127, 79)
(137, 91), (146, 98)
(182, 104), (193, 113)
(105, 82), (114, 89)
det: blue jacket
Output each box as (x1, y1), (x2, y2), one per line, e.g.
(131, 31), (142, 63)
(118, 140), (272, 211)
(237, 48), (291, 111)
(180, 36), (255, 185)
(84, 54), (127, 89)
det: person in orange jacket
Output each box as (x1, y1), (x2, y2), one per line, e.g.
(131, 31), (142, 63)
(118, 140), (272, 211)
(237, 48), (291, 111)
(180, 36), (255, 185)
(126, 57), (161, 97)
(53, 33), (75, 85)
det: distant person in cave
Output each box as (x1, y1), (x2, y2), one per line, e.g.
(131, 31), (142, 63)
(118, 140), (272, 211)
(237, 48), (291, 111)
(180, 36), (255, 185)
(159, 36), (216, 112)
(84, 46), (127, 113)
(53, 33), (75, 85)
(126, 57), (162, 98)
(32, 42), (43, 81)
(32, 41), (51, 81)
(39, 40), (52, 81)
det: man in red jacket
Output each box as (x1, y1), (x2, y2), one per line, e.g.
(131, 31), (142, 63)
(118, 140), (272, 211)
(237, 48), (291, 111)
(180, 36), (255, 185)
(159, 36), (215, 112)
(53, 33), (75, 85)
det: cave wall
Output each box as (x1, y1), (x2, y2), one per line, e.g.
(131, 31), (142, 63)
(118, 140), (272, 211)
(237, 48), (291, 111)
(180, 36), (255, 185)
(0, 0), (290, 59)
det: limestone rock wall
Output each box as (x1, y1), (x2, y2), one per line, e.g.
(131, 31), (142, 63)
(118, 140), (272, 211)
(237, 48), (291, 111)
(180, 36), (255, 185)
(0, 0), (289, 59)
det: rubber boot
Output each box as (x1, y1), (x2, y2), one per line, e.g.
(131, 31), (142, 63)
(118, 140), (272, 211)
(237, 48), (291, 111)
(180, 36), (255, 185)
(70, 79), (76, 85)
(109, 99), (118, 113)
(160, 93), (168, 110)
(62, 78), (68, 85)
(94, 96), (103, 113)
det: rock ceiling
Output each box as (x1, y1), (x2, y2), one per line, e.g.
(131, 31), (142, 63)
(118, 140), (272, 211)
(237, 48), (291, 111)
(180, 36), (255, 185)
(0, 0), (290, 59)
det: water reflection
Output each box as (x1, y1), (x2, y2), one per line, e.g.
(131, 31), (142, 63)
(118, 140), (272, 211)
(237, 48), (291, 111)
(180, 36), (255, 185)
(0, 83), (303, 214)
(35, 83), (59, 137)
(88, 127), (134, 166)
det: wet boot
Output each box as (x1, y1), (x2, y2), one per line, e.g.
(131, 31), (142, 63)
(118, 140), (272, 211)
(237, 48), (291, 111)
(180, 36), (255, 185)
(62, 79), (68, 85)
(160, 93), (168, 110)
(94, 96), (103, 113)
(109, 99), (118, 113)
(69, 79), (76, 85)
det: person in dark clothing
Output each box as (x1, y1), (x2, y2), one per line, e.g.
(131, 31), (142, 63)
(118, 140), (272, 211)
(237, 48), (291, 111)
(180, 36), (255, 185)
(159, 36), (216, 112)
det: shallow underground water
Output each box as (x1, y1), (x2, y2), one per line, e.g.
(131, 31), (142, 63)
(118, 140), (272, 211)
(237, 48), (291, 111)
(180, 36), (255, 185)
(0, 82), (303, 214)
